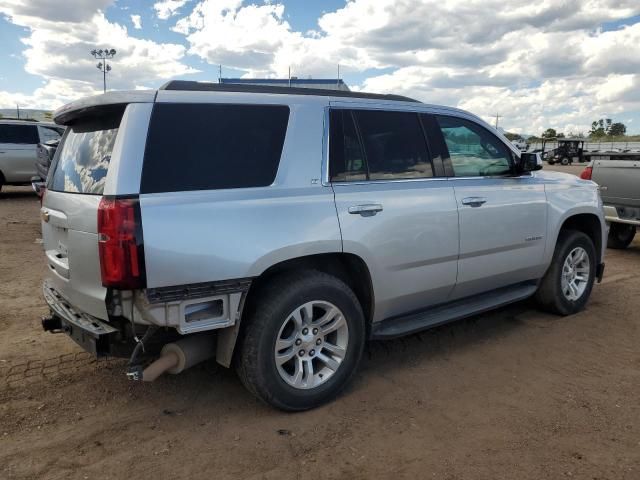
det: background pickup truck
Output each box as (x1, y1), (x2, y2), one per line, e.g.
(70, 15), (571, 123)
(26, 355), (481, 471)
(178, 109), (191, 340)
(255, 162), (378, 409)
(588, 157), (640, 249)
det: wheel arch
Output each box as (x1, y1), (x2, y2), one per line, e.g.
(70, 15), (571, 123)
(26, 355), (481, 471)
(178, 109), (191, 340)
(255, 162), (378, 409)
(217, 252), (375, 367)
(557, 213), (604, 264)
(246, 252), (374, 327)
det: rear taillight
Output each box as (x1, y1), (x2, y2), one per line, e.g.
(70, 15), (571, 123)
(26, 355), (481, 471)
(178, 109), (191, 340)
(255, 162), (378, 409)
(579, 166), (593, 180)
(97, 197), (146, 289)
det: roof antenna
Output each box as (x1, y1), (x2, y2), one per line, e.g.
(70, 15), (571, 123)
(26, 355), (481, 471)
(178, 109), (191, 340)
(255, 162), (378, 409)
(337, 64), (340, 89)
(288, 66), (291, 87)
(218, 64), (222, 83)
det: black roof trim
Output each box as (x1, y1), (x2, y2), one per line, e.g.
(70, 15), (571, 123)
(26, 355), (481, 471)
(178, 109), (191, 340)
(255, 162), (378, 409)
(159, 80), (420, 103)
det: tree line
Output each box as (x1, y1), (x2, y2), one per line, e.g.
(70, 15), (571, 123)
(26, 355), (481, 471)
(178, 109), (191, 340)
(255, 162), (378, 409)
(505, 118), (630, 142)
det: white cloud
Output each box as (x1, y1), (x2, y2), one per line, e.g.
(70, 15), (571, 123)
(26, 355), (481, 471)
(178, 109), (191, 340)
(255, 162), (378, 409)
(130, 14), (142, 30)
(154, 0), (189, 20)
(170, 0), (640, 134)
(1, 0), (639, 134)
(0, 0), (197, 110)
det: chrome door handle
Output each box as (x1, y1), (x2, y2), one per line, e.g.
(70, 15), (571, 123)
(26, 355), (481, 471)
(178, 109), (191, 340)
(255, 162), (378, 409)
(461, 197), (487, 207)
(348, 204), (383, 216)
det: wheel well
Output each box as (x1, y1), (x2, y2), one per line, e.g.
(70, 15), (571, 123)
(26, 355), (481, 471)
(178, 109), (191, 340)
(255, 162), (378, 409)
(245, 253), (374, 330)
(559, 214), (602, 263)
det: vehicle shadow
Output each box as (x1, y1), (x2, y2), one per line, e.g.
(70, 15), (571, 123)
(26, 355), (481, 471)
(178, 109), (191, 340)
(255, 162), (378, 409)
(105, 298), (545, 411)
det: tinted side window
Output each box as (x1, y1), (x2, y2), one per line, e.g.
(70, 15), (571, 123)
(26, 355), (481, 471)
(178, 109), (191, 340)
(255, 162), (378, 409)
(329, 110), (367, 182)
(353, 110), (432, 180)
(0, 124), (39, 144)
(435, 115), (512, 177)
(141, 104), (289, 193)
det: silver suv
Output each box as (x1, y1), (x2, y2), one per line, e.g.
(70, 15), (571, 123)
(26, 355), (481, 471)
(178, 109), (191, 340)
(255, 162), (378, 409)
(0, 119), (64, 191)
(40, 82), (606, 410)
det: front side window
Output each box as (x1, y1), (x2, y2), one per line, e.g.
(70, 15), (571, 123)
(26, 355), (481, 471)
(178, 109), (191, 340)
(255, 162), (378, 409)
(435, 115), (512, 177)
(0, 124), (39, 144)
(329, 109), (433, 182)
(141, 103), (289, 193)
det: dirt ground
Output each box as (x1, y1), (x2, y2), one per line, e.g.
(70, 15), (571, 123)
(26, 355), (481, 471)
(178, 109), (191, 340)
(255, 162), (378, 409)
(1, 179), (639, 480)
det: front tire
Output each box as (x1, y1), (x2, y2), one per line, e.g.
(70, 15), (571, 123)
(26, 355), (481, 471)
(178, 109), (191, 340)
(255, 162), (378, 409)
(535, 230), (596, 315)
(607, 223), (636, 249)
(236, 271), (365, 411)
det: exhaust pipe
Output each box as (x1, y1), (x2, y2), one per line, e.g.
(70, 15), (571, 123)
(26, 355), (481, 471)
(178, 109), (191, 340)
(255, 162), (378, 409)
(139, 334), (216, 382)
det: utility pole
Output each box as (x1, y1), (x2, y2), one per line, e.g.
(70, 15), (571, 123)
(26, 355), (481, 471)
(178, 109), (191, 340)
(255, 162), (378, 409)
(218, 64), (222, 83)
(337, 64), (340, 89)
(90, 48), (117, 93)
(16, 104), (20, 119)
(494, 113), (502, 130)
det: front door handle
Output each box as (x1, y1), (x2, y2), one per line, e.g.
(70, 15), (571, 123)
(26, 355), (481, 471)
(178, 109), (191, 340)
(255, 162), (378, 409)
(348, 204), (383, 216)
(461, 197), (487, 207)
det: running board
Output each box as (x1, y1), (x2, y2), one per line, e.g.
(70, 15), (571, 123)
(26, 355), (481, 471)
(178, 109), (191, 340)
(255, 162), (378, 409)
(371, 282), (538, 340)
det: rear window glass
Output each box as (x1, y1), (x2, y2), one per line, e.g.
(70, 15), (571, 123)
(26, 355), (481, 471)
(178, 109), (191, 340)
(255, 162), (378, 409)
(140, 103), (289, 193)
(39, 125), (64, 143)
(49, 113), (122, 194)
(0, 124), (39, 144)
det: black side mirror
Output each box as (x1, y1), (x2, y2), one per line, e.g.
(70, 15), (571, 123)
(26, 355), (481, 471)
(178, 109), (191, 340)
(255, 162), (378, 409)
(518, 152), (543, 173)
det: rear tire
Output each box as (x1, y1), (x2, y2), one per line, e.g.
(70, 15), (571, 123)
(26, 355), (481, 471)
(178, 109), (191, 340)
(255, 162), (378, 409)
(561, 157), (570, 166)
(547, 159), (555, 165)
(607, 223), (636, 249)
(236, 270), (365, 411)
(535, 230), (596, 315)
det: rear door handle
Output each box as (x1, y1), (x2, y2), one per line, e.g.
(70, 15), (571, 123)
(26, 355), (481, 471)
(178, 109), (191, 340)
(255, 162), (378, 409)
(461, 197), (487, 207)
(348, 204), (383, 216)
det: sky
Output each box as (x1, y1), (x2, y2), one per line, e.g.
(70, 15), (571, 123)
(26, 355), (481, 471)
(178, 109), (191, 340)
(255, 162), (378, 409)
(0, 0), (639, 135)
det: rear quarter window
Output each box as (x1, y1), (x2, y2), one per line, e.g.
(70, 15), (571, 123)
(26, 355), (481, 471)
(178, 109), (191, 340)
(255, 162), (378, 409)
(140, 103), (290, 193)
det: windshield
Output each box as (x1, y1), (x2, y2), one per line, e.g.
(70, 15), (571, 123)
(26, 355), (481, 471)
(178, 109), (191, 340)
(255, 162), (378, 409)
(48, 113), (121, 194)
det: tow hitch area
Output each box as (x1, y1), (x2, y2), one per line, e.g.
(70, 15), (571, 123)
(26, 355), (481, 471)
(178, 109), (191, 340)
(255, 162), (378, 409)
(41, 315), (64, 333)
(41, 312), (118, 357)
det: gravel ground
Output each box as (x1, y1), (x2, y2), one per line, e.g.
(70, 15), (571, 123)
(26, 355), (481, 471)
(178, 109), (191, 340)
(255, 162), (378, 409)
(1, 184), (638, 480)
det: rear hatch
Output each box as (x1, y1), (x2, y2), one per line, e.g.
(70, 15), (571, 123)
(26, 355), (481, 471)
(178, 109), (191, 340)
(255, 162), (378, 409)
(42, 109), (123, 320)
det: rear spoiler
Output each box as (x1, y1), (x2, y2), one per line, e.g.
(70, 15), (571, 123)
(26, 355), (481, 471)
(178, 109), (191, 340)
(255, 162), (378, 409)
(53, 90), (156, 125)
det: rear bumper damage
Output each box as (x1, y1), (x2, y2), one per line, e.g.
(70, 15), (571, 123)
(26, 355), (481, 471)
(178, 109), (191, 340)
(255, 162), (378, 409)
(41, 279), (238, 380)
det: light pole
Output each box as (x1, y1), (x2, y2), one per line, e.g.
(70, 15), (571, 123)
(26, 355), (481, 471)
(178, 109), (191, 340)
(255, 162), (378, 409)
(90, 48), (116, 93)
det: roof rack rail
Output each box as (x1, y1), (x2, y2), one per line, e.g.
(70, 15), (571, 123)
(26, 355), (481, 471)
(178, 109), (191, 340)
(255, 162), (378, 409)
(159, 80), (421, 103)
